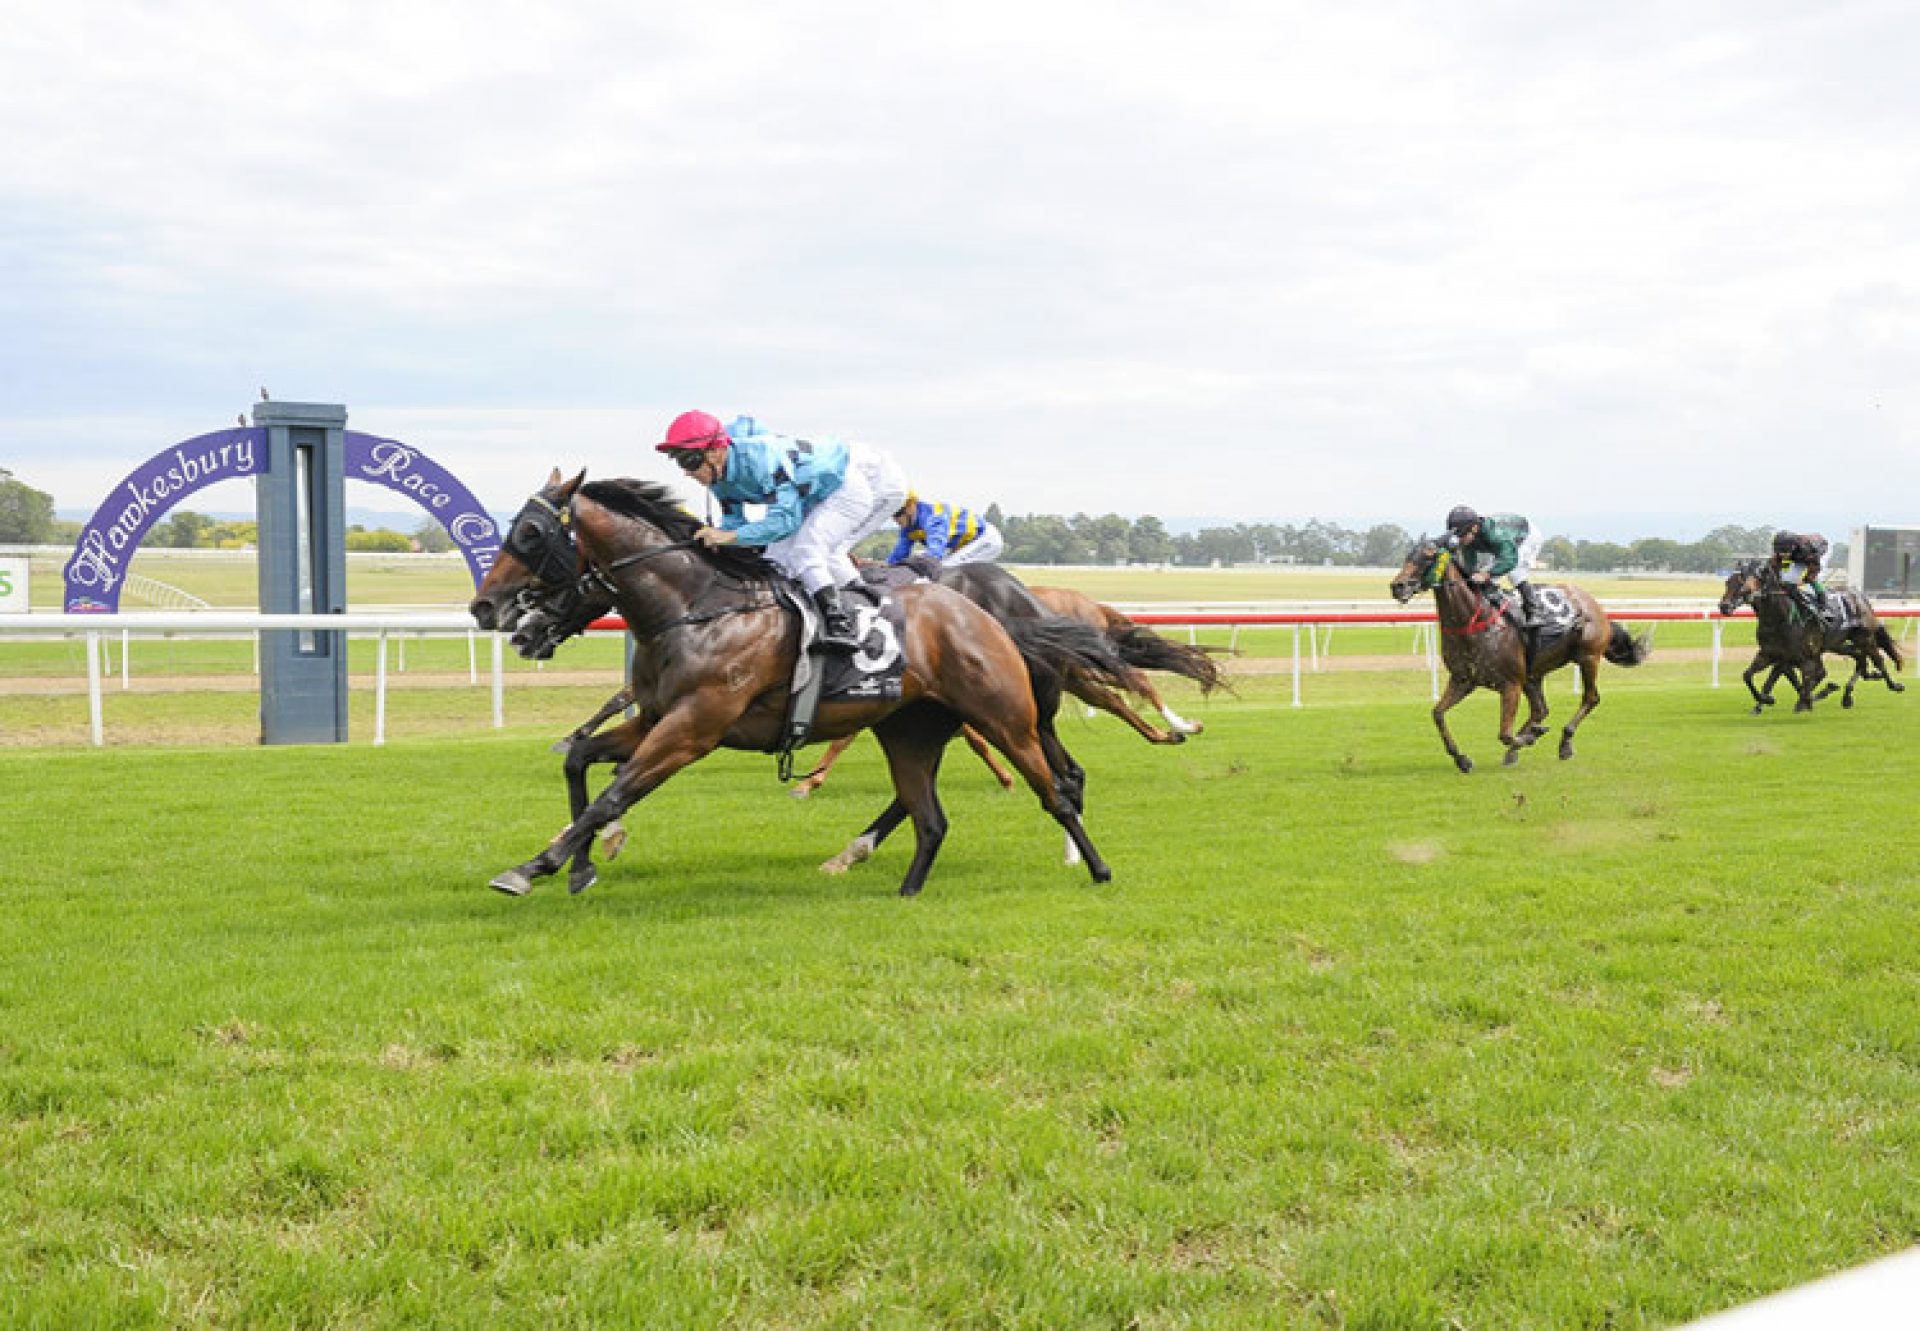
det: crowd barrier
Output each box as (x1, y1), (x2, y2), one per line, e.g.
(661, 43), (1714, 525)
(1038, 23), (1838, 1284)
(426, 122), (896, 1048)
(3, 605), (1914, 746)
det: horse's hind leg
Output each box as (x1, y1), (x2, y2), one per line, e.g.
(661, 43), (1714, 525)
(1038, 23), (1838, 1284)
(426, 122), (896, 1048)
(821, 798), (909, 875)
(1067, 677), (1180, 744)
(1558, 659), (1603, 760)
(870, 712), (961, 897)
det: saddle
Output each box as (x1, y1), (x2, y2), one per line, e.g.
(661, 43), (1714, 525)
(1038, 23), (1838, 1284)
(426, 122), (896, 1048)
(772, 578), (909, 775)
(1488, 585), (1580, 655)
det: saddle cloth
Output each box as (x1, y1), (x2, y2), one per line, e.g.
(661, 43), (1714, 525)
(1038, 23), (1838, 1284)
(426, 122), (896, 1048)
(1816, 592), (1861, 634)
(1492, 585), (1580, 647)
(776, 580), (908, 705)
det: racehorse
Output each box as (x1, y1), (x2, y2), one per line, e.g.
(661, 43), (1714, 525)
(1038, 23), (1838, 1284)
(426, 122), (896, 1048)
(1027, 583), (1222, 741)
(788, 575), (1225, 797)
(1716, 558), (1905, 713)
(1389, 537), (1650, 772)
(469, 470), (1132, 898)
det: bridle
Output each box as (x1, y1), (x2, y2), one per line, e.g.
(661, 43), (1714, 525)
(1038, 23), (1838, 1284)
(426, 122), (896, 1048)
(503, 487), (772, 643)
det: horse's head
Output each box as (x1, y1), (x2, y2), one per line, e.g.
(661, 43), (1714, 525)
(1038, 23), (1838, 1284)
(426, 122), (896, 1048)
(1389, 536), (1453, 603)
(1717, 558), (1764, 617)
(470, 467), (587, 635)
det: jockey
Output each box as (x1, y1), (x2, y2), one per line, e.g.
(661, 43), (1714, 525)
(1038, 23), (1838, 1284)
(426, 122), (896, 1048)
(1445, 505), (1545, 627)
(886, 493), (1003, 571)
(1772, 531), (1830, 611)
(655, 410), (908, 651)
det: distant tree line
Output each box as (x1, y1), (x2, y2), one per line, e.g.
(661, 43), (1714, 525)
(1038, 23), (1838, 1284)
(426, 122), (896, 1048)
(860, 508), (1813, 573)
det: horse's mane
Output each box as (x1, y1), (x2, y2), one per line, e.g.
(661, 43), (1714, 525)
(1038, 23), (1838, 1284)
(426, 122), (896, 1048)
(578, 478), (777, 579)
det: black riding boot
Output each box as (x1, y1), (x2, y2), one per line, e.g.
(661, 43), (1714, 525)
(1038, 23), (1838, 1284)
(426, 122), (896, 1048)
(811, 585), (860, 652)
(1516, 581), (1541, 628)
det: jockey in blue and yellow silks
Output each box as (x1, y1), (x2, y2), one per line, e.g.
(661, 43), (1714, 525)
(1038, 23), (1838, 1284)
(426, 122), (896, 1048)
(886, 494), (1003, 570)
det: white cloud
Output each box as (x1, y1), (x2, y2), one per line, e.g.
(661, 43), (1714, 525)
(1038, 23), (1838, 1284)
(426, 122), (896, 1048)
(3, 1), (1918, 539)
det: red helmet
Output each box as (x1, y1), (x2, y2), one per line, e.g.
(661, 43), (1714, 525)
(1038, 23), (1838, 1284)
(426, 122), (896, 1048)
(654, 410), (729, 453)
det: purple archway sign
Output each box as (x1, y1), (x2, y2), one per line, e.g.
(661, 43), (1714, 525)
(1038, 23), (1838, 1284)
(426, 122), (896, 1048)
(62, 426), (501, 612)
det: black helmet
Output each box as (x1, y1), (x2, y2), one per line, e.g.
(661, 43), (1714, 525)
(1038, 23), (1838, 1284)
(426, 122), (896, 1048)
(1446, 505), (1480, 535)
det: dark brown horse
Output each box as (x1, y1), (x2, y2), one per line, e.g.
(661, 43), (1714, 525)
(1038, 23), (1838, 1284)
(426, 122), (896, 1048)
(1716, 558), (1905, 712)
(469, 470), (1129, 898)
(1389, 537), (1649, 772)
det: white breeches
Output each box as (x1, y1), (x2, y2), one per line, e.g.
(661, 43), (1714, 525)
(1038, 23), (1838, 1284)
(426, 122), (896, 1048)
(1508, 530), (1544, 584)
(942, 523), (1003, 567)
(766, 442), (909, 594)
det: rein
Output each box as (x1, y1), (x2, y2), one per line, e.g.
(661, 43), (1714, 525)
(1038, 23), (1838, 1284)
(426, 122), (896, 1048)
(585, 531), (778, 639)
(1426, 548), (1506, 636)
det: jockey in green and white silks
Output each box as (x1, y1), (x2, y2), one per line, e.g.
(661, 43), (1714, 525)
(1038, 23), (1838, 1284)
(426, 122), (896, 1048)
(655, 410), (908, 650)
(886, 494), (1003, 570)
(1445, 505), (1545, 627)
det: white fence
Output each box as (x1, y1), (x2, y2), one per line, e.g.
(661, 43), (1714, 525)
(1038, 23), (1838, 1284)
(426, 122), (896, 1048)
(3, 604), (1915, 747)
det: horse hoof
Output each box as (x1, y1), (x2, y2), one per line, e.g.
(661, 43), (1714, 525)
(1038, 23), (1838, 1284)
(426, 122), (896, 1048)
(490, 870), (533, 897)
(1843, 695), (1855, 709)
(1892, 682), (1907, 693)
(599, 822), (628, 861)
(1559, 743), (1575, 761)
(820, 835), (875, 875)
(1454, 756), (1474, 774)
(567, 866), (598, 896)
(790, 784), (814, 800)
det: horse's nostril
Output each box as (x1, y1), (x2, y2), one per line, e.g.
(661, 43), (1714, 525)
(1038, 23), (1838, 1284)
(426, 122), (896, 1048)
(470, 600), (495, 631)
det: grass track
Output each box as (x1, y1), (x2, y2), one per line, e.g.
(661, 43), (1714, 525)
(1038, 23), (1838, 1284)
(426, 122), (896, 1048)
(2, 674), (1916, 1327)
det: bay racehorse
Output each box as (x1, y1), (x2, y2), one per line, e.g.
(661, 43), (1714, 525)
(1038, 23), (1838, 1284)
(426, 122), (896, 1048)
(1716, 558), (1905, 712)
(1389, 537), (1649, 772)
(1026, 583), (1223, 742)
(469, 470), (1132, 898)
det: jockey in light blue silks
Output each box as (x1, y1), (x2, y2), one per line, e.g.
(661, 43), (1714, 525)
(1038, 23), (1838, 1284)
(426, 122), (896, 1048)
(655, 410), (908, 651)
(886, 493), (1003, 571)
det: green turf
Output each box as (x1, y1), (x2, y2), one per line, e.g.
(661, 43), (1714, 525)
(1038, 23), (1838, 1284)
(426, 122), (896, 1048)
(1, 672), (1914, 1328)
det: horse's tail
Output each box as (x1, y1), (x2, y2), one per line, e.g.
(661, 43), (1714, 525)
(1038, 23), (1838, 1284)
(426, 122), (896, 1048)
(1001, 616), (1139, 695)
(1109, 626), (1230, 695)
(1876, 625), (1904, 671)
(1605, 624), (1652, 667)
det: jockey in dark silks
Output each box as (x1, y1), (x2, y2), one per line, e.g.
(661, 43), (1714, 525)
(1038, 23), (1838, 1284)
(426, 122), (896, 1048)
(1772, 531), (1830, 613)
(1446, 505), (1544, 628)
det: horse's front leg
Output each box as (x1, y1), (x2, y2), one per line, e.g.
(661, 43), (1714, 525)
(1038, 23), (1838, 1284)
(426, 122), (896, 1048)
(491, 705), (727, 898)
(792, 733), (858, 800)
(1432, 676), (1476, 773)
(555, 714), (655, 894)
(1497, 681), (1527, 766)
(1518, 678), (1551, 744)
(1795, 654), (1829, 713)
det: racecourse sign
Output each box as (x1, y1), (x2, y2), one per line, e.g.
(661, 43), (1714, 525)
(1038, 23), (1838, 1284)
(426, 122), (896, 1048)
(0, 554), (27, 613)
(61, 424), (500, 612)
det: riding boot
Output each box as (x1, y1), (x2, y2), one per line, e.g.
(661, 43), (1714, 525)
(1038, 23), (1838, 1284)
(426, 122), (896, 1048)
(811, 585), (861, 652)
(1516, 581), (1541, 628)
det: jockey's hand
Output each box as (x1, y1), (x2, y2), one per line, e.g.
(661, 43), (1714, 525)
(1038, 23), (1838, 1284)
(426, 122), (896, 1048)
(1469, 571), (1491, 585)
(694, 526), (737, 549)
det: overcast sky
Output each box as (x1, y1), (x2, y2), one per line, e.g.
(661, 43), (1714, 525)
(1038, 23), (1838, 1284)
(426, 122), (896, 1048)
(3, 1), (1916, 540)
